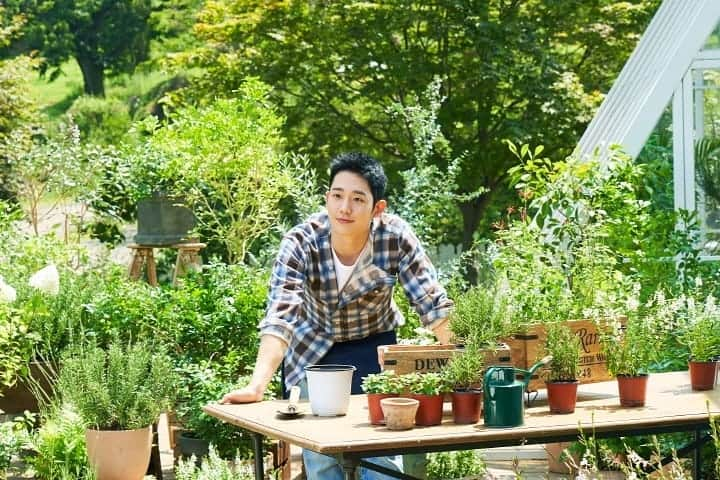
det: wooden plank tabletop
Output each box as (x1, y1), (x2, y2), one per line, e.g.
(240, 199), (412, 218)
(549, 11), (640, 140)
(204, 371), (720, 455)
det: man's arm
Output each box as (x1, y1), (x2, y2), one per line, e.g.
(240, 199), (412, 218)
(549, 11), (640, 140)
(220, 335), (288, 404)
(396, 223), (454, 342)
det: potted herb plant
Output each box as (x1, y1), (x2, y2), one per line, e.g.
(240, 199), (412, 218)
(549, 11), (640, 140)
(360, 370), (402, 425)
(56, 341), (177, 480)
(544, 323), (581, 414)
(599, 309), (661, 407)
(441, 347), (484, 424)
(402, 372), (448, 426)
(679, 295), (720, 390)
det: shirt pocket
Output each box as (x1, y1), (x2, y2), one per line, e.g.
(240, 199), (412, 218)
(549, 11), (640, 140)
(355, 276), (396, 313)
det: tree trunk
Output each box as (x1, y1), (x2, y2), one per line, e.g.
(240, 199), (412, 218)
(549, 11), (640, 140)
(458, 192), (494, 285)
(75, 55), (105, 97)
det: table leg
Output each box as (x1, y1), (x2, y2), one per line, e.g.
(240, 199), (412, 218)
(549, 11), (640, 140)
(693, 429), (702, 480)
(251, 433), (265, 480)
(339, 455), (359, 480)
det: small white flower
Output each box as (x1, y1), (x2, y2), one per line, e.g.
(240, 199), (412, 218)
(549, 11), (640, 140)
(368, 60), (379, 69)
(0, 277), (16, 303)
(29, 265), (60, 296)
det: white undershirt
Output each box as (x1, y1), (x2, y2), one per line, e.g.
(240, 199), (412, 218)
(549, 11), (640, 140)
(332, 244), (365, 291)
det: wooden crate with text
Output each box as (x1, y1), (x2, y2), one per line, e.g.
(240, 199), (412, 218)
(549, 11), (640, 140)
(502, 318), (620, 392)
(377, 343), (513, 375)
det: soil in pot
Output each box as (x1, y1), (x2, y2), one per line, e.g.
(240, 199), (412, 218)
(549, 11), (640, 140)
(451, 390), (482, 424)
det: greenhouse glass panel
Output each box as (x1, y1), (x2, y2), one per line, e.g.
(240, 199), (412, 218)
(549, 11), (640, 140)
(693, 68), (720, 255)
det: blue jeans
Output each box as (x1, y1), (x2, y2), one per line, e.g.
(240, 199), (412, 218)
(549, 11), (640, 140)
(298, 378), (404, 479)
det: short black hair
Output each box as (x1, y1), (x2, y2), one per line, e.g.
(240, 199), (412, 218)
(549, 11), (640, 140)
(329, 152), (387, 203)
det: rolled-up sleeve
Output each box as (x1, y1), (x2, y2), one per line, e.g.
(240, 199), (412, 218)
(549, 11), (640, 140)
(258, 233), (307, 346)
(397, 225), (454, 327)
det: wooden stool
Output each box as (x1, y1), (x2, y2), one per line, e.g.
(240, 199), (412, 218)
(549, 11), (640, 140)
(171, 242), (206, 286)
(128, 244), (158, 286)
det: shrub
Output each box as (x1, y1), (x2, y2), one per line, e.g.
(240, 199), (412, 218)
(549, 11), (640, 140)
(175, 445), (254, 480)
(174, 361), (253, 459)
(57, 341), (177, 430)
(149, 79), (293, 263)
(67, 96), (131, 145)
(161, 262), (268, 371)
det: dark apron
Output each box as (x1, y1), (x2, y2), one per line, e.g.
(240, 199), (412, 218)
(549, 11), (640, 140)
(318, 330), (397, 394)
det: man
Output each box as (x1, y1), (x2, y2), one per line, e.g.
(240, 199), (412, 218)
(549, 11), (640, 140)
(222, 152), (453, 479)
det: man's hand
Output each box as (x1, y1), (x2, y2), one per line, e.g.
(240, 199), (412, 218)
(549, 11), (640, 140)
(431, 318), (452, 344)
(220, 385), (263, 404)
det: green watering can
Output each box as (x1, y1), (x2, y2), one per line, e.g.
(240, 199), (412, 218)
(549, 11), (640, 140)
(483, 355), (552, 428)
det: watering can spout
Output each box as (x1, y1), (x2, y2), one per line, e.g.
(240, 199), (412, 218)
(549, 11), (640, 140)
(518, 355), (553, 390)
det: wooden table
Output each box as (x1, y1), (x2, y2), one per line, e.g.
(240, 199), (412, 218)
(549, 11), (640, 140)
(204, 371), (720, 479)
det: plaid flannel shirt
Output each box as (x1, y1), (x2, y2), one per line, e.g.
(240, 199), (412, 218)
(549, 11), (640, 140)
(259, 211), (454, 390)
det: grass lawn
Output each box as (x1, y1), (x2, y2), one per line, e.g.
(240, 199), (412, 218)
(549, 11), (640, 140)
(28, 59), (174, 121)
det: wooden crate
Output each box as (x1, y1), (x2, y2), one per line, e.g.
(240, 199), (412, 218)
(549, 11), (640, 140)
(502, 318), (618, 392)
(377, 343), (513, 375)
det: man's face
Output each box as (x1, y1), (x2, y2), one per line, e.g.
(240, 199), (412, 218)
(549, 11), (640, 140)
(325, 171), (385, 237)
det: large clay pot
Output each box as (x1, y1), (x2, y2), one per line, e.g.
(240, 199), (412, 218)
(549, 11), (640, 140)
(451, 390), (482, 424)
(381, 398), (419, 431)
(367, 393), (397, 425)
(546, 381), (579, 414)
(85, 426), (152, 480)
(616, 374), (648, 407)
(689, 360), (718, 391)
(409, 394), (444, 426)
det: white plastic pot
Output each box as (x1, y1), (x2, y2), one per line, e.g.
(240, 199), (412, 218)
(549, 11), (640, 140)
(304, 364), (356, 416)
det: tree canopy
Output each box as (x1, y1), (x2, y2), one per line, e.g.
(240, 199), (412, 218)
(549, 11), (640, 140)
(173, 0), (660, 246)
(3, 0), (153, 97)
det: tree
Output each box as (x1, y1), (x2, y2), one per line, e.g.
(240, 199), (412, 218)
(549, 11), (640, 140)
(3, 0), (153, 97)
(172, 0), (660, 247)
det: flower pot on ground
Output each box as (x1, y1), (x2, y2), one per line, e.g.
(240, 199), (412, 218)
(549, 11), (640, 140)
(616, 374), (648, 407)
(56, 341), (177, 480)
(544, 323), (581, 414)
(361, 370), (402, 425)
(677, 295), (720, 390)
(401, 372), (447, 426)
(177, 431), (210, 461)
(85, 427), (152, 480)
(440, 346), (484, 424)
(380, 398), (419, 431)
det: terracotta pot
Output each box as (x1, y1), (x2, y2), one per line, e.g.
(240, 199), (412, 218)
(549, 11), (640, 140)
(546, 380), (579, 414)
(689, 360), (718, 391)
(451, 390), (482, 424)
(85, 426), (152, 480)
(367, 393), (397, 425)
(616, 374), (648, 407)
(380, 397), (419, 431)
(409, 394), (444, 426)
